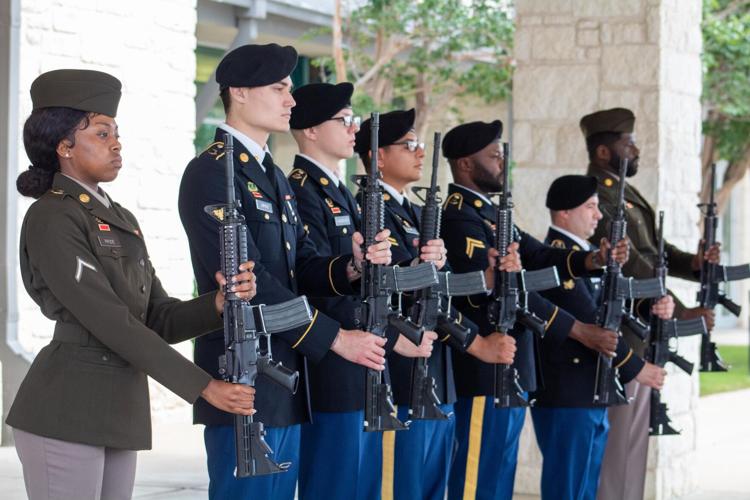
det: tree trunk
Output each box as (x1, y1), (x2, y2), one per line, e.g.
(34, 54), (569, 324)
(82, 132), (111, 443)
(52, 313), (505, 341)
(332, 0), (347, 83)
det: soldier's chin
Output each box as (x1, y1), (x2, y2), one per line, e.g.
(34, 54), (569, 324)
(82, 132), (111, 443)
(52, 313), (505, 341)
(626, 163), (639, 177)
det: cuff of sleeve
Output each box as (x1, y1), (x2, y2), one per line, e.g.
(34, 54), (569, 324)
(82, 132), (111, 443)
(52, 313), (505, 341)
(567, 250), (592, 279)
(384, 325), (400, 355)
(617, 349), (645, 384)
(290, 308), (341, 363)
(444, 311), (478, 352)
(192, 292), (224, 334)
(544, 306), (575, 345)
(329, 255), (355, 296)
(183, 367), (214, 405)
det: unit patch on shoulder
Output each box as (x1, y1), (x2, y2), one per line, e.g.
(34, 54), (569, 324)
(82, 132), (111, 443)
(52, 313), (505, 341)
(289, 168), (308, 186)
(443, 192), (463, 210)
(202, 141), (224, 157)
(550, 239), (566, 249)
(465, 237), (486, 259)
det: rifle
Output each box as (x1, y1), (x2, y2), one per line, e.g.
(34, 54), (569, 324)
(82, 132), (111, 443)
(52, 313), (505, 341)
(407, 132), (488, 421)
(205, 133), (313, 477)
(593, 158), (665, 406)
(648, 211), (707, 436)
(352, 112), (439, 432)
(697, 163), (750, 372)
(488, 142), (560, 409)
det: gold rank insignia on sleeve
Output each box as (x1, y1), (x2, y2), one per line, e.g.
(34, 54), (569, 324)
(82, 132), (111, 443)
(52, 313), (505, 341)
(563, 279), (575, 290)
(212, 208), (224, 221)
(443, 192), (463, 210)
(465, 237), (486, 259)
(550, 239), (566, 249)
(387, 236), (399, 247)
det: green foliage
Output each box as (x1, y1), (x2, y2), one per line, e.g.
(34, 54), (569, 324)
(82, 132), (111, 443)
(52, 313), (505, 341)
(700, 345), (750, 396)
(328, 0), (514, 116)
(702, 0), (750, 163)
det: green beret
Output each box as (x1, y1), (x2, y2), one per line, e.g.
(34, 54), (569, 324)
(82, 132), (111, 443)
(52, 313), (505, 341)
(30, 69), (122, 116)
(354, 109), (416, 155)
(216, 43), (297, 89)
(579, 108), (635, 139)
(546, 175), (598, 210)
(442, 120), (503, 159)
(290, 82), (353, 129)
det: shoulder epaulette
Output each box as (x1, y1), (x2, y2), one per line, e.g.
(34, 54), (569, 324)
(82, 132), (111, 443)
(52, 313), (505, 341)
(443, 192), (463, 211)
(289, 168), (308, 187)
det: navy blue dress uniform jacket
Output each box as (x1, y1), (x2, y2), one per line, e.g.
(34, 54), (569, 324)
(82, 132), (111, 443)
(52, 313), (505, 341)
(356, 186), (476, 407)
(288, 155), (371, 413)
(179, 130), (356, 428)
(441, 184), (596, 397)
(533, 227), (645, 407)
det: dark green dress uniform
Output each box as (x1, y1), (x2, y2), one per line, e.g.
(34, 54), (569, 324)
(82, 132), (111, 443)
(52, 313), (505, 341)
(8, 173), (221, 450)
(581, 108), (693, 500)
(442, 183), (597, 500)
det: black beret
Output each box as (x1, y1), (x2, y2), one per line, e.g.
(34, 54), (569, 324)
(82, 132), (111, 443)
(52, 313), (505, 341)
(354, 108), (415, 154)
(30, 69), (122, 117)
(546, 175), (598, 210)
(290, 82), (354, 129)
(442, 120), (503, 159)
(216, 43), (298, 89)
(579, 108), (635, 139)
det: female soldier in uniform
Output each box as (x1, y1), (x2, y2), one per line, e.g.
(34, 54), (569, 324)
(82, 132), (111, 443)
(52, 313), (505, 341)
(7, 69), (257, 500)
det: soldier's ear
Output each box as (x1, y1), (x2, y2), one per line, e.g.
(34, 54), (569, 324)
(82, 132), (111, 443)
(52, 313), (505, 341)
(56, 140), (73, 159)
(456, 156), (472, 173)
(596, 144), (611, 163)
(376, 148), (386, 169)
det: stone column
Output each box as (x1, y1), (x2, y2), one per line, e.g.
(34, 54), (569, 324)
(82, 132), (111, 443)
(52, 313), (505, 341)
(512, 1), (703, 498)
(12, 0), (199, 424)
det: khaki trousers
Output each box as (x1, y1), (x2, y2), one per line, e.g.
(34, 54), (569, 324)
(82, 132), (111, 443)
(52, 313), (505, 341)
(596, 380), (651, 500)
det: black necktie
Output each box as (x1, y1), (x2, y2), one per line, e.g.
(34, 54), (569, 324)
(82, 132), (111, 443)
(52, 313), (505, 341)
(262, 153), (278, 194)
(402, 198), (417, 225)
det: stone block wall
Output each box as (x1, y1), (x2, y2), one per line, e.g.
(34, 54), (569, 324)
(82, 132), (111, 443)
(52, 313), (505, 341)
(15, 0), (199, 422)
(513, 1), (703, 498)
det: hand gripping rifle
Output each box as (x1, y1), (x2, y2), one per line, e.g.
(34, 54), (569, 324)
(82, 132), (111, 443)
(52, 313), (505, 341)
(648, 211), (707, 436)
(352, 112), (439, 432)
(205, 133), (314, 477)
(697, 163), (750, 372)
(407, 132), (488, 421)
(488, 142), (560, 409)
(593, 158), (665, 406)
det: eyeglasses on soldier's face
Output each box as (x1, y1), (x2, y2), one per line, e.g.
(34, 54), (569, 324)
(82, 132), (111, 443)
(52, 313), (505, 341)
(327, 115), (361, 128)
(391, 140), (425, 153)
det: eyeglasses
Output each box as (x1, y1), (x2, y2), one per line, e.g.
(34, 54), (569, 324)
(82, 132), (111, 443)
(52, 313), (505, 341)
(328, 115), (362, 128)
(391, 140), (425, 153)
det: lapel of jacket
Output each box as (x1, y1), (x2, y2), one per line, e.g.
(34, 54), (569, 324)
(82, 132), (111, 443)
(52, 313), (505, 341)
(214, 128), (279, 205)
(53, 174), (139, 236)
